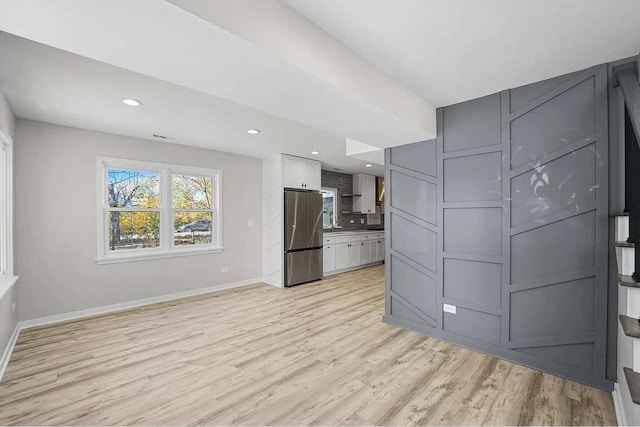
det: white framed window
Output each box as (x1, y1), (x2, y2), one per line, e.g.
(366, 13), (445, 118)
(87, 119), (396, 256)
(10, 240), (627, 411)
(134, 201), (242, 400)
(0, 127), (17, 298)
(96, 157), (222, 264)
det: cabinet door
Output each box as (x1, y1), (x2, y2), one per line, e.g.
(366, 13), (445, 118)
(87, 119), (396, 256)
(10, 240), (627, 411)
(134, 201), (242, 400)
(347, 243), (360, 267)
(283, 155), (305, 189)
(323, 245), (336, 273)
(374, 239), (385, 261)
(335, 243), (350, 270)
(359, 241), (372, 265)
(305, 158), (322, 191)
(283, 155), (321, 190)
(352, 174), (363, 213)
(353, 174), (376, 213)
(363, 175), (376, 213)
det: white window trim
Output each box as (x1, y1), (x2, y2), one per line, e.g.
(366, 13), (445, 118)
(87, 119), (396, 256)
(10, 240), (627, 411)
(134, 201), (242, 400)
(0, 128), (18, 300)
(96, 156), (223, 264)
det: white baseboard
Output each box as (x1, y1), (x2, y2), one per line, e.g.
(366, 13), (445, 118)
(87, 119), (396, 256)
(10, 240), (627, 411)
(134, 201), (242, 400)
(0, 323), (20, 381)
(323, 261), (384, 277)
(614, 382), (628, 427)
(262, 273), (283, 288)
(19, 277), (262, 330)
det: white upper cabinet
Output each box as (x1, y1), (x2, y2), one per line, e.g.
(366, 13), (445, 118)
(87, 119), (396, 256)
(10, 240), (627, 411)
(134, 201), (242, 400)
(352, 174), (376, 214)
(283, 155), (321, 191)
(305, 159), (321, 191)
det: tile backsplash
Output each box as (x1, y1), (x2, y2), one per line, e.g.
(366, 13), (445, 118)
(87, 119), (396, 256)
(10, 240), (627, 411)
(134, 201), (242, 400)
(321, 170), (383, 232)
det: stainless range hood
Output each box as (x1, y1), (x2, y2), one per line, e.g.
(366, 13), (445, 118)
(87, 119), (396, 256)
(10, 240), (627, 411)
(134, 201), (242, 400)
(376, 176), (385, 205)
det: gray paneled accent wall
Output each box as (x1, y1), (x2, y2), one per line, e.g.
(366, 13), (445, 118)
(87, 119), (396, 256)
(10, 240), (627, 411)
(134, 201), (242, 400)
(385, 140), (438, 328)
(440, 92), (505, 351)
(384, 64), (611, 390)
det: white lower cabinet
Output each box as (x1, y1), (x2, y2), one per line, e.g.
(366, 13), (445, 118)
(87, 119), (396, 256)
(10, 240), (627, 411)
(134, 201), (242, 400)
(359, 241), (372, 265)
(347, 243), (360, 267)
(324, 232), (384, 275)
(323, 245), (336, 273)
(335, 243), (350, 270)
(373, 239), (385, 262)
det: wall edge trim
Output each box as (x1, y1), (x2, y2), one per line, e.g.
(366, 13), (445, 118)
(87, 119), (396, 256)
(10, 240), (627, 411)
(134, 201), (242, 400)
(613, 382), (628, 426)
(0, 323), (19, 382)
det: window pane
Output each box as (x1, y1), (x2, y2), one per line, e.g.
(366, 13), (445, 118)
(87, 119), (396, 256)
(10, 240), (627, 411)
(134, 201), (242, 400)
(321, 189), (335, 228)
(109, 211), (160, 251)
(108, 169), (160, 208)
(173, 174), (213, 210)
(174, 212), (213, 246)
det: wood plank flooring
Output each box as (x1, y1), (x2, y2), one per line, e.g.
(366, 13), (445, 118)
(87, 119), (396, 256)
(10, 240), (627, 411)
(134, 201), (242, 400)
(0, 265), (616, 425)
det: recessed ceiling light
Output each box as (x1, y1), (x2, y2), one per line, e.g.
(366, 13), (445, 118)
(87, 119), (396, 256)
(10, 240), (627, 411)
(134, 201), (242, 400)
(365, 164), (373, 168)
(247, 129), (260, 135)
(122, 98), (142, 107)
(311, 151), (320, 155)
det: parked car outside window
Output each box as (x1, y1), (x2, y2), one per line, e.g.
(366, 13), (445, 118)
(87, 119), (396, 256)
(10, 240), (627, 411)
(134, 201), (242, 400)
(177, 220), (211, 232)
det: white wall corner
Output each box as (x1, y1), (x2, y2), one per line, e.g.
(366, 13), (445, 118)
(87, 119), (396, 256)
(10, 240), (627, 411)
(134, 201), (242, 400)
(262, 154), (283, 286)
(0, 90), (16, 142)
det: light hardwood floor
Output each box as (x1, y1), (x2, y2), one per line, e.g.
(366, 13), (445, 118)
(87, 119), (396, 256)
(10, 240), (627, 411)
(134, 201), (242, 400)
(0, 265), (616, 425)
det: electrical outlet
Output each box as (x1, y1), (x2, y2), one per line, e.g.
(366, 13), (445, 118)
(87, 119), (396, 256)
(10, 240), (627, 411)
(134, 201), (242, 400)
(247, 220), (255, 228)
(221, 267), (230, 273)
(443, 304), (456, 314)
(12, 301), (15, 313)
(360, 218), (365, 224)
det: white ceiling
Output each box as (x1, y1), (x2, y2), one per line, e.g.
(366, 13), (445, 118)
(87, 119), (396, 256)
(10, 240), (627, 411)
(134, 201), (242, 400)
(0, 32), (384, 176)
(285, 0), (640, 106)
(0, 0), (434, 149)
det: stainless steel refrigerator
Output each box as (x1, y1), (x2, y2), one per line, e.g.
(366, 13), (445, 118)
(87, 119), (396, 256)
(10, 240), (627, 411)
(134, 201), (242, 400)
(284, 189), (323, 287)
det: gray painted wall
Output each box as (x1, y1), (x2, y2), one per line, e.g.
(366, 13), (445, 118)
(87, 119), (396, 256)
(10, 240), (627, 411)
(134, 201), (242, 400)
(0, 89), (16, 361)
(321, 170), (383, 231)
(14, 120), (262, 321)
(385, 64), (612, 390)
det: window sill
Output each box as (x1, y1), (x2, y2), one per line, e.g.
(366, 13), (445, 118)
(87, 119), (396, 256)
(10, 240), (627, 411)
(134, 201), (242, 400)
(95, 247), (225, 265)
(0, 275), (19, 301)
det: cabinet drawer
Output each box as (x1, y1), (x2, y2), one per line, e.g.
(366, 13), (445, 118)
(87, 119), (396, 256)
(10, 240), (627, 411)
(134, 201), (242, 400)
(335, 236), (354, 244)
(323, 236), (335, 244)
